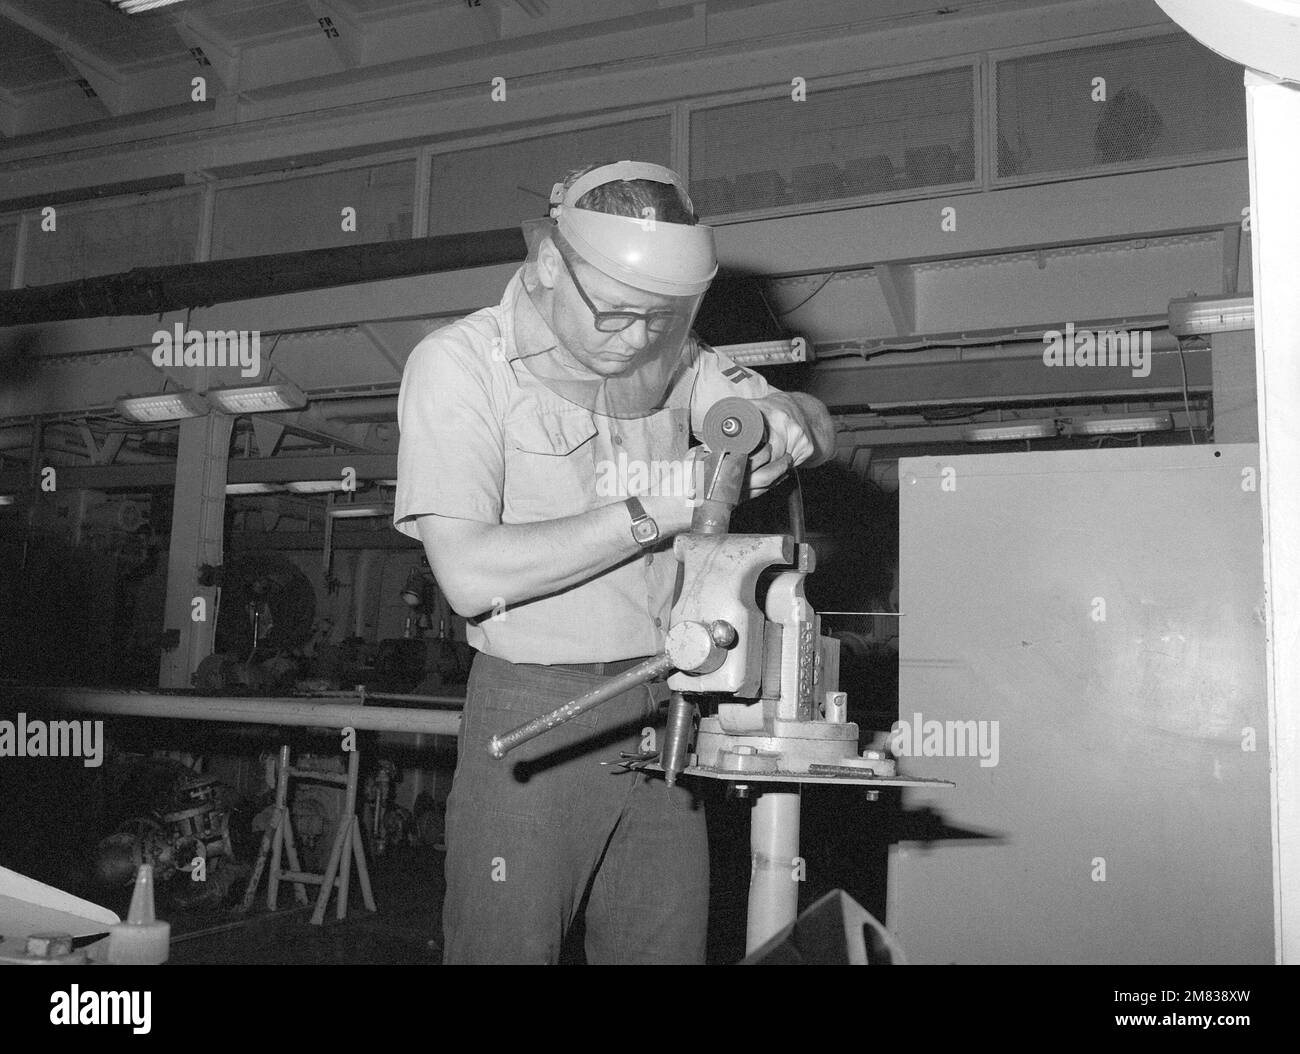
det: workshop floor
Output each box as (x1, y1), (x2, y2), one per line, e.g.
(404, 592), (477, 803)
(154, 791), (881, 965)
(160, 839), (751, 965)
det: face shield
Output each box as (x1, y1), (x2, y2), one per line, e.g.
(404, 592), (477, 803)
(513, 161), (718, 419)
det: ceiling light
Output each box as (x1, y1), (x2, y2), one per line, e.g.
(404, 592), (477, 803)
(110, 0), (193, 13)
(206, 382), (307, 415)
(115, 391), (210, 422)
(963, 421), (1058, 443)
(0, 495), (15, 506)
(714, 339), (811, 366)
(285, 480), (347, 494)
(225, 483), (283, 495)
(327, 502), (394, 520)
(1168, 295), (1254, 336)
(1068, 414), (1173, 436)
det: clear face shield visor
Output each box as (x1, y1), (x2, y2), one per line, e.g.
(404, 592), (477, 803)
(513, 165), (717, 419)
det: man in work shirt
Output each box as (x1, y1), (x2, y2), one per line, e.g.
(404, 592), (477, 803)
(395, 160), (835, 964)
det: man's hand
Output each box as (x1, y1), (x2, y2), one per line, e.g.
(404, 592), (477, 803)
(744, 392), (835, 498)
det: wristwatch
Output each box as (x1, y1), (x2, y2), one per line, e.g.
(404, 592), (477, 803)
(624, 496), (659, 548)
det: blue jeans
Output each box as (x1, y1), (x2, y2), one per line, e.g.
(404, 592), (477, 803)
(442, 651), (709, 964)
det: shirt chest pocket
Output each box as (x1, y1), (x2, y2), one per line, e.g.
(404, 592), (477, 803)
(503, 411), (599, 522)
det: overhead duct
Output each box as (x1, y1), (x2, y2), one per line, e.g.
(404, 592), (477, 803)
(0, 227), (527, 327)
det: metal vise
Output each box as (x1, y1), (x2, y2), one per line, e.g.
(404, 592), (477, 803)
(488, 396), (885, 787)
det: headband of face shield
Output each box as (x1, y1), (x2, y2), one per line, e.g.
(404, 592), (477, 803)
(513, 161), (718, 419)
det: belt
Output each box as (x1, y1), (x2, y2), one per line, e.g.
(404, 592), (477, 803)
(542, 656), (659, 676)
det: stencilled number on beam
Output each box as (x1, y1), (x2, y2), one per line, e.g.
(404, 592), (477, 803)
(1090, 596), (1106, 623)
(341, 726), (356, 752)
(191, 597), (207, 622)
(491, 76), (506, 102)
(1091, 77), (1106, 102)
(1241, 467), (1257, 492)
(41, 207), (56, 232)
(341, 207), (356, 233)
(491, 856), (506, 882)
(791, 76), (806, 102)
(41, 466), (56, 492)
(940, 466), (956, 492)
(1091, 857), (1106, 882)
(791, 856), (806, 882)
(191, 856), (206, 882)
(191, 77), (207, 102)
(941, 206), (956, 232)
(341, 467), (357, 492)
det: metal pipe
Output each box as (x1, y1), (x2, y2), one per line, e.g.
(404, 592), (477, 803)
(12, 687), (462, 736)
(488, 654), (673, 759)
(746, 789), (802, 954)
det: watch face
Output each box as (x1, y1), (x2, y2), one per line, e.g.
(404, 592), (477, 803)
(632, 520), (658, 544)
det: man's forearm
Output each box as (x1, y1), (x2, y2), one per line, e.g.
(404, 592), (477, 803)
(416, 495), (689, 618)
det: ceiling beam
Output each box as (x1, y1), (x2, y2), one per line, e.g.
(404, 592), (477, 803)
(0, 84), (22, 137)
(875, 264), (917, 337)
(307, 0), (369, 69)
(172, 9), (242, 93)
(0, 1), (131, 117)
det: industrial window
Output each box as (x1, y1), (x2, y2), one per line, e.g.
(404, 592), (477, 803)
(688, 68), (976, 219)
(994, 34), (1246, 180)
(428, 117), (672, 237)
(21, 191), (202, 287)
(211, 159), (416, 260)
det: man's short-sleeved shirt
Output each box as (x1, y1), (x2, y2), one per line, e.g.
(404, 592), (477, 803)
(395, 269), (772, 664)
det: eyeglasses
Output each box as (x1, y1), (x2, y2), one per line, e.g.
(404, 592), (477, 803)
(557, 249), (682, 336)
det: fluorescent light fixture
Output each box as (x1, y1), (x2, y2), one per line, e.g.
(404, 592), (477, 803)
(963, 421), (1058, 443)
(225, 483), (283, 495)
(285, 480), (347, 494)
(327, 502), (394, 520)
(1068, 414), (1173, 436)
(110, 1), (192, 13)
(1168, 295), (1254, 336)
(0, 495), (15, 506)
(714, 339), (811, 366)
(115, 391), (209, 422)
(206, 382), (307, 415)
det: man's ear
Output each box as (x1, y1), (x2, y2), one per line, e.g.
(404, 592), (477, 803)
(535, 238), (562, 290)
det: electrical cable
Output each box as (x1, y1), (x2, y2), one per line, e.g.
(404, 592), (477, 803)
(777, 272), (839, 317)
(1175, 339), (1197, 444)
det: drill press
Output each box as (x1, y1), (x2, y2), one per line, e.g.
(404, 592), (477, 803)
(489, 397), (950, 953)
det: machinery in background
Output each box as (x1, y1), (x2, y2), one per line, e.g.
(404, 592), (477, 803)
(371, 563), (472, 694)
(195, 553), (317, 695)
(93, 766), (236, 910)
(362, 759), (412, 857)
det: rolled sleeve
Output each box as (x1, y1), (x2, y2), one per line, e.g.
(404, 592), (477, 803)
(394, 328), (504, 538)
(688, 339), (775, 437)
